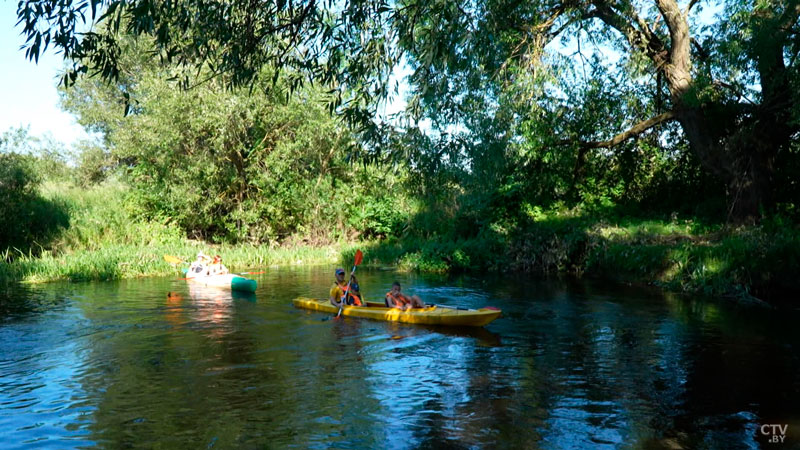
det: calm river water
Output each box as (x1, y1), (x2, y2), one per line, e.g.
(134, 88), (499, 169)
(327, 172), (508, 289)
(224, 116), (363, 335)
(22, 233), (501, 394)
(1, 267), (799, 449)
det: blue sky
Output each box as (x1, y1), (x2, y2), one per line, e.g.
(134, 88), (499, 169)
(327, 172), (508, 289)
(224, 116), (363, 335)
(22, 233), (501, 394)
(0, 0), (89, 147)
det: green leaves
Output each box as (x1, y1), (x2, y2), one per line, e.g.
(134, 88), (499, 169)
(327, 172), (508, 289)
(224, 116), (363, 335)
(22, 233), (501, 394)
(17, 0), (400, 132)
(59, 42), (414, 243)
(0, 151), (69, 257)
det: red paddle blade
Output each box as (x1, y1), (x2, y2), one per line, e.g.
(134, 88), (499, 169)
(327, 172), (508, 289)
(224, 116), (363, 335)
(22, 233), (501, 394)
(354, 249), (364, 266)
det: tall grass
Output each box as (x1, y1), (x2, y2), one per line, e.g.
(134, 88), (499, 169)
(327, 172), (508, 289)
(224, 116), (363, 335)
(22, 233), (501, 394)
(3, 181), (797, 303)
(0, 181), (354, 283)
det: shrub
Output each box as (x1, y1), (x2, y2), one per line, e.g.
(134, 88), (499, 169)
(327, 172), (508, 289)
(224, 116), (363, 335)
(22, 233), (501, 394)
(0, 153), (69, 258)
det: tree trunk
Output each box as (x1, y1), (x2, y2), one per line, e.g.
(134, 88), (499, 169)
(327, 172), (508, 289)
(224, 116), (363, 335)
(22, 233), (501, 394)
(654, 0), (790, 222)
(579, 0), (794, 221)
(674, 102), (782, 223)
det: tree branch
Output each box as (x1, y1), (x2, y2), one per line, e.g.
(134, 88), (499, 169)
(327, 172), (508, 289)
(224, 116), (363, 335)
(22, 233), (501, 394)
(690, 37), (709, 61)
(778, 0), (800, 32)
(655, 0), (690, 70)
(590, 1), (669, 69)
(712, 80), (757, 105)
(558, 110), (678, 149)
(685, 0), (701, 16)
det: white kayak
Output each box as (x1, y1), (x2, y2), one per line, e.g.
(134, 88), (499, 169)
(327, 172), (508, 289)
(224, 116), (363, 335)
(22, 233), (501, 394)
(183, 270), (258, 293)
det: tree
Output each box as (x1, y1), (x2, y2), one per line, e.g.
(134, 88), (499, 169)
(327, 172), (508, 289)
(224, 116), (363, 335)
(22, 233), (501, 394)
(16, 0), (397, 124)
(17, 0), (800, 221)
(58, 33), (412, 243)
(0, 129), (69, 255)
(391, 0), (800, 221)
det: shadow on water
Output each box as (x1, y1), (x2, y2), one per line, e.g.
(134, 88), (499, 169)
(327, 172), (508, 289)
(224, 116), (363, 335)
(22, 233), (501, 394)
(416, 324), (502, 347)
(0, 282), (72, 320)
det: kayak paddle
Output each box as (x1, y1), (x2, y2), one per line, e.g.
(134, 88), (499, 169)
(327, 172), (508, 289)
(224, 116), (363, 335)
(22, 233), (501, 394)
(336, 249), (364, 318)
(430, 303), (472, 311)
(430, 303), (501, 312)
(164, 254), (186, 265)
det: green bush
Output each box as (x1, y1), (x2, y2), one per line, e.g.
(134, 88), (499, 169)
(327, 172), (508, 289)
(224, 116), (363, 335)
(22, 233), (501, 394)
(63, 57), (415, 244)
(73, 143), (113, 186)
(0, 153), (69, 257)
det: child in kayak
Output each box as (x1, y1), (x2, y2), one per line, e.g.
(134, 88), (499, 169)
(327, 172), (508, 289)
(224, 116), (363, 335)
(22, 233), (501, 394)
(385, 282), (425, 311)
(330, 268), (363, 307)
(206, 255), (229, 276)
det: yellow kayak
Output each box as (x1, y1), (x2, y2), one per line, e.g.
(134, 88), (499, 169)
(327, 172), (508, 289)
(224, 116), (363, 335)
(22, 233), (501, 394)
(292, 297), (502, 327)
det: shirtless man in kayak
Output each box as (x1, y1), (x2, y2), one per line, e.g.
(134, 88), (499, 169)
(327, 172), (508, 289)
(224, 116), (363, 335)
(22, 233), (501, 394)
(385, 282), (425, 311)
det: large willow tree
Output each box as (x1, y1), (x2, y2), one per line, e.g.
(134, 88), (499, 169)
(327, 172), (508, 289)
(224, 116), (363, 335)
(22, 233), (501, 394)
(392, 0), (800, 220)
(17, 0), (800, 221)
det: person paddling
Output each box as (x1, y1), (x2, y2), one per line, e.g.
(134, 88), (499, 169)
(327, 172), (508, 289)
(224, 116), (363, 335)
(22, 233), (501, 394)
(329, 267), (363, 307)
(385, 281), (424, 311)
(188, 252), (211, 277)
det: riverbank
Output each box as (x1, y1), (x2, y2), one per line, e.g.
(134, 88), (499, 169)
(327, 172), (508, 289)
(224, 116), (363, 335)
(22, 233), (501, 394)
(1, 182), (797, 304)
(0, 243), (351, 283)
(4, 216), (797, 304)
(0, 181), (355, 283)
(362, 211), (800, 303)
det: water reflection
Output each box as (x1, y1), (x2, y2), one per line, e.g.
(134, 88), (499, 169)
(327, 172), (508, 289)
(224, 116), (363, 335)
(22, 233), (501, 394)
(0, 271), (799, 448)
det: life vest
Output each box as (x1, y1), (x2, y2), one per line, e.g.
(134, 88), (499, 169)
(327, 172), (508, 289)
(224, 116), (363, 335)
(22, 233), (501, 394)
(338, 282), (362, 306)
(385, 291), (408, 308)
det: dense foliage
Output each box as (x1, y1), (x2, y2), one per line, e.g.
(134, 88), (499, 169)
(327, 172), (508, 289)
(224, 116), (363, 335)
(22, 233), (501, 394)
(59, 37), (413, 244)
(19, 0), (800, 223)
(0, 128), (70, 259)
(390, 0), (800, 224)
(5, 1), (800, 300)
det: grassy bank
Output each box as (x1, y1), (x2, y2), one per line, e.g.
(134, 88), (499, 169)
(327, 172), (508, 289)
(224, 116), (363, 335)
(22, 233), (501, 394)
(583, 218), (799, 301)
(0, 182), (354, 283)
(362, 211), (800, 303)
(2, 181), (797, 304)
(0, 243), (352, 283)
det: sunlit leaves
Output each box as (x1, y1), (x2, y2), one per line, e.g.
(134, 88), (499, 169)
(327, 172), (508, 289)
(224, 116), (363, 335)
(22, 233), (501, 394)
(17, 0), (401, 133)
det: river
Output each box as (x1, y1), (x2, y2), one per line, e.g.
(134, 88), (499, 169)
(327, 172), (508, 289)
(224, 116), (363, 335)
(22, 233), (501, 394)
(1, 267), (799, 449)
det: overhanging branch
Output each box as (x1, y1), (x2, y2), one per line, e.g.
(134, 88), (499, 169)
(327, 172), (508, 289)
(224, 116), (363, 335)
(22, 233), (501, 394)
(563, 110), (678, 199)
(590, 1), (669, 69)
(558, 110), (678, 149)
(685, 0), (701, 15)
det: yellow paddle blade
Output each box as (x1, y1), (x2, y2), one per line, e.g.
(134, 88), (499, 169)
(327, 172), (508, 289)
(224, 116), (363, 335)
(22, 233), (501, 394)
(163, 254), (184, 265)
